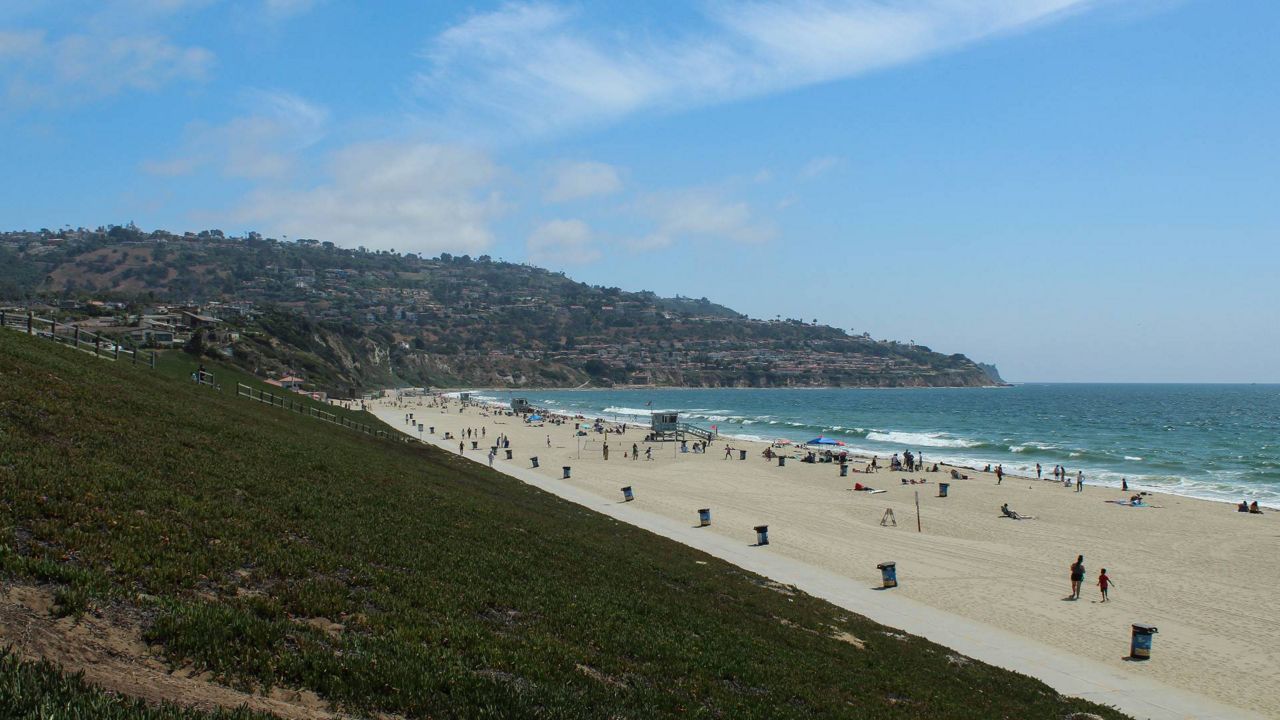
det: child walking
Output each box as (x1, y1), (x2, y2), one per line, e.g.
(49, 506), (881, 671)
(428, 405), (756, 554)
(1098, 569), (1115, 602)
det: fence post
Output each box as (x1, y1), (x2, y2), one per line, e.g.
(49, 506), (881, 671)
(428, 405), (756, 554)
(28, 312), (34, 335)
(95, 336), (100, 356)
(1, 310), (5, 328)
(74, 326), (80, 347)
(114, 343), (119, 360)
(150, 352), (155, 369)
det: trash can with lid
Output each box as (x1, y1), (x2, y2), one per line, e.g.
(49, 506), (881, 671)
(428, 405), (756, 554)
(530, 456), (539, 468)
(938, 482), (949, 497)
(840, 463), (849, 477)
(754, 525), (770, 545)
(562, 466), (571, 479)
(877, 562), (898, 588)
(698, 508), (711, 526)
(621, 486), (634, 502)
(777, 456), (786, 467)
(1130, 624), (1158, 660)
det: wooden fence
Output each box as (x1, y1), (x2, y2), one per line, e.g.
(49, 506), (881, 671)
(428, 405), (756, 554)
(0, 310), (156, 368)
(236, 383), (414, 444)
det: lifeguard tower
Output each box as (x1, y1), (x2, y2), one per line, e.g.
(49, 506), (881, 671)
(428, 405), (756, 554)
(648, 411), (715, 443)
(511, 398), (532, 413)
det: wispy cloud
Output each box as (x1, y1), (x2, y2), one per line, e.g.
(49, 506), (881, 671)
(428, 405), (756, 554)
(545, 160), (623, 202)
(634, 188), (776, 250)
(234, 141), (502, 255)
(0, 29), (212, 108)
(800, 155), (842, 179)
(143, 90), (328, 179)
(416, 0), (1094, 137)
(527, 218), (601, 265)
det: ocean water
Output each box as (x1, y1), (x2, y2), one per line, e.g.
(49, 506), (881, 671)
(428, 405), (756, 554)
(471, 385), (1280, 508)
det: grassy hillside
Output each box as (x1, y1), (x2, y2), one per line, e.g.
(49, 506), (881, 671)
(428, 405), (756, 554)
(0, 330), (1124, 719)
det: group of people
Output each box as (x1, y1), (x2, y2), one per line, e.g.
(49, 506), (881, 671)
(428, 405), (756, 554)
(1069, 554), (1116, 602)
(1238, 500), (1263, 514)
(891, 451), (923, 472)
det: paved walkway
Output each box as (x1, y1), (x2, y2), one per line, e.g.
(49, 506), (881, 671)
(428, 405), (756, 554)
(420, 432), (1259, 720)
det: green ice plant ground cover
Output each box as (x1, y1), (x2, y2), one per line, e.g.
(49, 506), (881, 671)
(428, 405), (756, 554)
(0, 330), (1127, 719)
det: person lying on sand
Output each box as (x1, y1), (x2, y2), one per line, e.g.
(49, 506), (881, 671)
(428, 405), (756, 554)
(854, 483), (877, 492)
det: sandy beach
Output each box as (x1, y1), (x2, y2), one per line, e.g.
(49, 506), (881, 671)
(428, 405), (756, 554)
(366, 394), (1278, 718)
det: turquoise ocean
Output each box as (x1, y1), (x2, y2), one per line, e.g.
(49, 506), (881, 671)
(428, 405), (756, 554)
(470, 385), (1280, 508)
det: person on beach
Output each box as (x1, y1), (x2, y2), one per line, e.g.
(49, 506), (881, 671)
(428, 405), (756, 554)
(1250, 501), (1262, 514)
(633, 443), (639, 460)
(603, 443), (609, 461)
(1075, 471), (1084, 493)
(1070, 555), (1085, 600)
(1122, 478), (1128, 491)
(1036, 463), (1042, 480)
(645, 446), (653, 461)
(458, 441), (464, 454)
(1098, 569), (1115, 602)
(995, 464), (1004, 485)
(546, 435), (551, 448)
(1238, 499), (1250, 512)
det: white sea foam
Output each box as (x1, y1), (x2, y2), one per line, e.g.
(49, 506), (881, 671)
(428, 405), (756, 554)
(602, 406), (659, 417)
(865, 430), (982, 448)
(1124, 456), (1144, 461)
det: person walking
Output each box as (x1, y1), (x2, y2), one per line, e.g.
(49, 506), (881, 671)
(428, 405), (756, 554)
(632, 443), (639, 460)
(995, 464), (1004, 485)
(1036, 463), (1042, 480)
(1098, 569), (1115, 602)
(458, 441), (464, 454)
(1070, 555), (1085, 600)
(1075, 470), (1084, 493)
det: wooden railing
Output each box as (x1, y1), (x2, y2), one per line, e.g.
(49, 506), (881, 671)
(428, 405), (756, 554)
(0, 310), (156, 368)
(236, 383), (414, 444)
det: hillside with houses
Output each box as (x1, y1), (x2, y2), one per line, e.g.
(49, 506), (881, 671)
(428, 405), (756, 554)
(0, 225), (1002, 394)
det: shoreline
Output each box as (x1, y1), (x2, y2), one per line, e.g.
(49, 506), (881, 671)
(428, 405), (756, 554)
(444, 388), (1278, 511)
(365, 392), (1277, 718)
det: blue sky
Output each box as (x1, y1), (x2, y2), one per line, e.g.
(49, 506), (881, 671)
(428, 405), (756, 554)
(1, 1), (1277, 382)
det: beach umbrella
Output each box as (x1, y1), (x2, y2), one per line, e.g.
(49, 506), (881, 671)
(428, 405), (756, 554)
(808, 437), (840, 445)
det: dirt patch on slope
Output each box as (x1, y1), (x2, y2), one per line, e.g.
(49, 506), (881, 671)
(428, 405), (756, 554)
(0, 582), (343, 719)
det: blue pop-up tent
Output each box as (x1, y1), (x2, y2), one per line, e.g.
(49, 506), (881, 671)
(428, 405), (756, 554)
(527, 414), (543, 422)
(808, 436), (841, 445)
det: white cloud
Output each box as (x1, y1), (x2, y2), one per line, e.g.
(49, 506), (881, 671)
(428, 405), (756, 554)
(527, 218), (601, 265)
(417, 0), (1093, 136)
(1, 31), (212, 107)
(545, 160), (623, 202)
(142, 90), (327, 179)
(800, 155), (842, 179)
(635, 188), (777, 249)
(234, 141), (502, 255)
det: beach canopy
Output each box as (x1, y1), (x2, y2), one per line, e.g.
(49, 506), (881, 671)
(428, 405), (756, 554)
(527, 414), (542, 422)
(808, 436), (842, 445)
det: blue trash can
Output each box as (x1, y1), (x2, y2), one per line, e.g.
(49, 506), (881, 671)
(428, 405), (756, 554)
(877, 562), (898, 588)
(622, 486), (634, 502)
(505, 449), (513, 460)
(739, 449), (747, 460)
(1130, 624), (1158, 660)
(778, 456), (786, 467)
(698, 508), (711, 526)
(562, 466), (571, 479)
(938, 482), (949, 498)
(754, 525), (769, 545)
(840, 463), (849, 477)
(530, 456), (539, 468)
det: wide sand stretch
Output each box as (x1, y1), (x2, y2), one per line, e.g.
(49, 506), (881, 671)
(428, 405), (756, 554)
(367, 394), (1277, 718)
